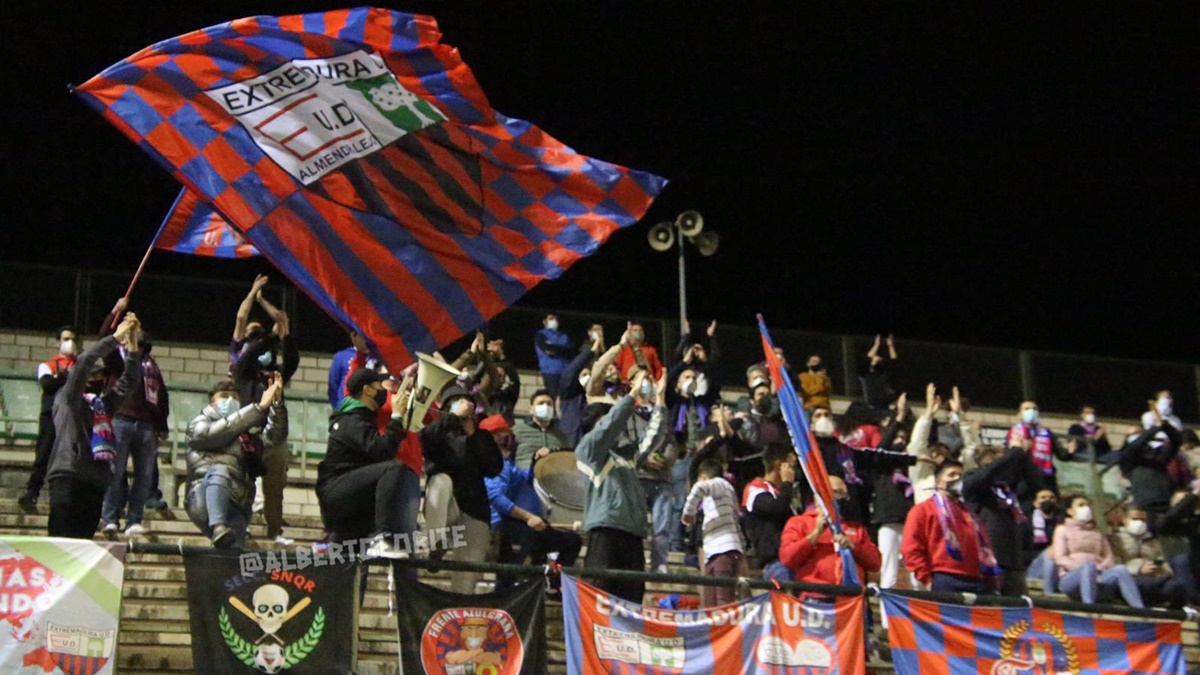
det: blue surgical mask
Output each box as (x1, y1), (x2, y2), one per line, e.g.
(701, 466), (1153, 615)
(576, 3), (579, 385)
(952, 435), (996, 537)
(216, 397), (239, 417)
(258, 351), (274, 367)
(1021, 408), (1039, 425)
(533, 403), (553, 421)
(640, 380), (653, 397)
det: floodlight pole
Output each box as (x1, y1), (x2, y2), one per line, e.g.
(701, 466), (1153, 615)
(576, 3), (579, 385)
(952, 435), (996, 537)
(677, 225), (688, 334)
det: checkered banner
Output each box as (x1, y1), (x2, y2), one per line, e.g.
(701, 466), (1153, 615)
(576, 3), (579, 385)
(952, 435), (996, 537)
(881, 591), (1187, 675)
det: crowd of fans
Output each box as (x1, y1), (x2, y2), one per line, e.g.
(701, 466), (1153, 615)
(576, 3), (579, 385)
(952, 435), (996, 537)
(16, 280), (1200, 625)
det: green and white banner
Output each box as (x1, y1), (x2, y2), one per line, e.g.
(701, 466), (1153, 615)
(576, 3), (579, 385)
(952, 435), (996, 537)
(0, 536), (126, 675)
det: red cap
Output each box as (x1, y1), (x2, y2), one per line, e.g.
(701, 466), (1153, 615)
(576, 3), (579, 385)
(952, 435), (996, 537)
(479, 414), (510, 433)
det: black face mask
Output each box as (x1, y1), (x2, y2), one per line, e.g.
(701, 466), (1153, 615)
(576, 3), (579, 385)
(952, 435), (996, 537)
(755, 397), (774, 415)
(372, 388), (388, 407)
(85, 378), (105, 395)
(1040, 502), (1058, 514)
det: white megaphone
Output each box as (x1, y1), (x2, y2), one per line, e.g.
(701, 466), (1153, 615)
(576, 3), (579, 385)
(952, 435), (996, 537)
(403, 352), (461, 431)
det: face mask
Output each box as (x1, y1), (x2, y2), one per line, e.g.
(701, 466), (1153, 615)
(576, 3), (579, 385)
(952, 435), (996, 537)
(1125, 519), (1147, 537)
(835, 498), (851, 513)
(546, 319), (559, 331)
(693, 374), (709, 397)
(755, 397), (774, 415)
(59, 340), (76, 356)
(812, 418), (835, 436)
(680, 379), (696, 396)
(588, 330), (599, 342)
(946, 479), (964, 497)
(950, 412), (961, 425)
(85, 377), (105, 395)
(1156, 397), (1173, 416)
(748, 376), (768, 390)
(372, 388), (388, 407)
(257, 351), (274, 367)
(639, 380), (654, 397)
(1021, 408), (1039, 425)
(534, 403), (553, 421)
(1083, 413), (1096, 425)
(629, 330), (644, 343)
(1073, 506), (1093, 523)
(808, 363), (821, 371)
(216, 397), (239, 417)
(1040, 501), (1057, 514)
(579, 373), (591, 387)
(465, 636), (484, 650)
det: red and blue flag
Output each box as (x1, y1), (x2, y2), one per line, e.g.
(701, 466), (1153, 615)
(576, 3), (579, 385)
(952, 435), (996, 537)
(75, 8), (665, 367)
(155, 189), (258, 258)
(881, 591), (1187, 675)
(758, 314), (859, 586)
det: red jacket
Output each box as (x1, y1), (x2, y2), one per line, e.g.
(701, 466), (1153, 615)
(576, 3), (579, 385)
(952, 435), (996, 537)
(779, 508), (880, 586)
(614, 344), (664, 382)
(901, 494), (991, 585)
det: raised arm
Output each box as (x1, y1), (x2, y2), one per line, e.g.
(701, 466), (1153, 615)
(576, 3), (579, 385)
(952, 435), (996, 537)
(233, 275), (269, 341)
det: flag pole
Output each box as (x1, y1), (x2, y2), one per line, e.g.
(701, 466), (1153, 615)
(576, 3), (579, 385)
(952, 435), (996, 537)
(109, 193), (179, 329)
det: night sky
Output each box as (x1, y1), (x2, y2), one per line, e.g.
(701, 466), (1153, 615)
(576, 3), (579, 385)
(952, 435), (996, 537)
(2, 3), (1196, 362)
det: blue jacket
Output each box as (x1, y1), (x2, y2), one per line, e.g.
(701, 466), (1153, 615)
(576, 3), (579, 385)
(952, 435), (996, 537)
(534, 327), (571, 375)
(485, 456), (544, 528)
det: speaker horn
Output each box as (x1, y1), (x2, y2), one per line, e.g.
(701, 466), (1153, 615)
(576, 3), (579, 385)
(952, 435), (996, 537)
(647, 222), (675, 252)
(693, 230), (720, 257)
(405, 352), (461, 431)
(676, 210), (704, 238)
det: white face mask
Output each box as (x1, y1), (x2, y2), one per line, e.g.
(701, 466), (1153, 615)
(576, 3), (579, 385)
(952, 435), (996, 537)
(640, 379), (654, 397)
(693, 373), (709, 397)
(578, 372), (591, 387)
(1125, 519), (1147, 537)
(946, 479), (964, 497)
(1156, 397), (1173, 416)
(748, 376), (768, 390)
(1073, 506), (1093, 523)
(465, 636), (484, 650)
(1021, 408), (1039, 425)
(812, 418), (835, 436)
(680, 379), (696, 396)
(59, 339), (76, 356)
(546, 319), (559, 331)
(533, 403), (553, 421)
(1083, 413), (1096, 425)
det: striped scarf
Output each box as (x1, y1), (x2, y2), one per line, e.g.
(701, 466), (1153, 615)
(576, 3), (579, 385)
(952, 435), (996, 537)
(933, 493), (1001, 577)
(83, 393), (115, 463)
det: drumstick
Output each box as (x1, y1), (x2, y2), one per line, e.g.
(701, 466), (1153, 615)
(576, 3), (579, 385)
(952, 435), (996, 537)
(228, 597), (259, 623)
(279, 597), (311, 626)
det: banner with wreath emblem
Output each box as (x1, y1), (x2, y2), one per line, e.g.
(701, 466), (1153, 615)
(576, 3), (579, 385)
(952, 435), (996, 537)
(184, 551), (358, 674)
(881, 591), (1187, 675)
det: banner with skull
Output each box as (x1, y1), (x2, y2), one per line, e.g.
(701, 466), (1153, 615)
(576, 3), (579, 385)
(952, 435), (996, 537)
(395, 573), (546, 675)
(184, 551), (358, 674)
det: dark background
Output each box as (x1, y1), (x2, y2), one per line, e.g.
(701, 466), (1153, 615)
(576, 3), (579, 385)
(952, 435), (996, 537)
(1, 2), (1196, 363)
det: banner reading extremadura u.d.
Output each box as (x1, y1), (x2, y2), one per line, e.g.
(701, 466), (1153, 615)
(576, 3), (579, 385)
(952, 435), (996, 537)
(0, 537), (126, 675)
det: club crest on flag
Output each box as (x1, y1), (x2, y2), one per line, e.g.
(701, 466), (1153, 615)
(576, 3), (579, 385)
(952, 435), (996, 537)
(218, 577), (325, 673)
(992, 621), (1080, 675)
(207, 50), (447, 185)
(420, 608), (525, 675)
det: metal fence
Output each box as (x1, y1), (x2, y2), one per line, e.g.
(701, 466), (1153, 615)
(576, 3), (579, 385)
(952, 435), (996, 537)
(1, 260), (1196, 422)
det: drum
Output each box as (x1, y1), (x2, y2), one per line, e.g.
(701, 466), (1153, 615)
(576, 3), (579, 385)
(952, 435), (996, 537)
(533, 450), (587, 528)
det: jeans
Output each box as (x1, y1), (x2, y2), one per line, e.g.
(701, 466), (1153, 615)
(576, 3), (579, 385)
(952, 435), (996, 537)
(931, 572), (995, 595)
(48, 478), (106, 539)
(641, 478), (676, 571)
(25, 412), (55, 497)
(101, 416), (159, 526)
(317, 461), (420, 543)
(1026, 548), (1055, 593)
(669, 456), (692, 551)
(1058, 562), (1144, 607)
(186, 467), (250, 548)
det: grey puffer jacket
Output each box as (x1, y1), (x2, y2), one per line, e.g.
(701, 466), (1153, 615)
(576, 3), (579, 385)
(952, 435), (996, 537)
(185, 401), (287, 508)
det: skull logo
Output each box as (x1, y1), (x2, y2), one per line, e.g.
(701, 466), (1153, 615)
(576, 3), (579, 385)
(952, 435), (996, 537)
(252, 584), (289, 636)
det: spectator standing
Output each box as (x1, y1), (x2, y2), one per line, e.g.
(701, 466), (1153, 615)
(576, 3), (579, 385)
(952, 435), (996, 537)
(185, 375), (286, 548)
(860, 334), (898, 411)
(484, 339), (521, 424)
(483, 414), (582, 592)
(613, 322), (664, 383)
(1140, 390), (1183, 433)
(99, 307), (170, 538)
(534, 312), (572, 399)
(1005, 400), (1076, 494)
(576, 369), (668, 603)
(798, 354), (834, 412)
(870, 401), (919, 599)
(811, 406), (870, 524)
(779, 476), (881, 586)
(46, 314), (143, 539)
(1051, 494), (1143, 607)
(420, 386), (504, 593)
(317, 370), (418, 558)
(1120, 412), (1183, 517)
(689, 403), (760, 496)
(901, 460), (1000, 594)
(737, 383), (788, 452)
(512, 389), (572, 470)
(630, 372), (677, 574)
(555, 328), (602, 445)
(327, 331), (373, 408)
(964, 445), (1044, 595)
(19, 324), (79, 512)
(1066, 406), (1112, 463)
(743, 444), (799, 583)
(681, 459), (746, 607)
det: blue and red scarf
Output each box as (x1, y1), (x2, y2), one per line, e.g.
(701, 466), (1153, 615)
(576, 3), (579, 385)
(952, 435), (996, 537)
(933, 493), (1001, 577)
(84, 393), (115, 463)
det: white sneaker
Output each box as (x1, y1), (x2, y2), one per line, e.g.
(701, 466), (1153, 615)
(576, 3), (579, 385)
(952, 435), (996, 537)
(366, 534), (409, 559)
(101, 523), (119, 539)
(273, 535), (295, 546)
(124, 524), (148, 537)
(655, 564), (669, 575)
